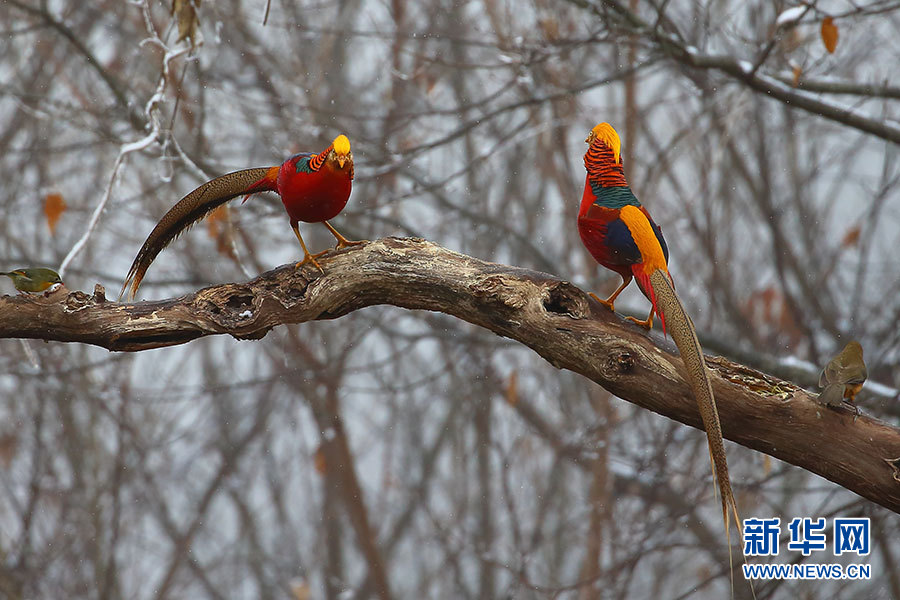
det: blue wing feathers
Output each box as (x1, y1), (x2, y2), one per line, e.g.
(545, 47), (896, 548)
(604, 218), (642, 265)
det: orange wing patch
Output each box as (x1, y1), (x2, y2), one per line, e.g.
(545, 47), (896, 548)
(618, 205), (668, 274)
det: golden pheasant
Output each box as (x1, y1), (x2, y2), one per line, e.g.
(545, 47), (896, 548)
(120, 134), (361, 300)
(577, 122), (747, 586)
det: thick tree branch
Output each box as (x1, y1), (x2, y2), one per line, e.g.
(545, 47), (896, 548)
(3, 237), (900, 513)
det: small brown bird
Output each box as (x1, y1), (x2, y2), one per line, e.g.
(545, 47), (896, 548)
(818, 341), (867, 414)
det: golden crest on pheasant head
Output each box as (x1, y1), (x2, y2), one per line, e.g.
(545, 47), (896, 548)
(328, 134), (352, 170)
(585, 122), (621, 164)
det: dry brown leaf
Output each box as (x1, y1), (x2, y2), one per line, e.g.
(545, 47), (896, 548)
(505, 371), (518, 406)
(206, 205), (236, 258)
(791, 64), (803, 87)
(172, 0), (201, 47)
(0, 431), (18, 467)
(842, 225), (861, 248)
(290, 580), (311, 600)
(43, 193), (66, 235)
(778, 300), (803, 345)
(206, 204), (227, 238)
(759, 286), (778, 323)
(821, 17), (838, 54)
(313, 446), (327, 474)
(539, 17), (559, 42)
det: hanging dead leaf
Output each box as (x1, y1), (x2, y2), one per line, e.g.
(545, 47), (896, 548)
(743, 286), (804, 345)
(0, 431), (18, 467)
(762, 454), (772, 477)
(539, 17), (559, 42)
(172, 0), (201, 47)
(206, 205), (237, 258)
(505, 371), (518, 406)
(821, 17), (838, 54)
(841, 225), (861, 248)
(777, 300), (804, 346)
(290, 580), (311, 600)
(791, 64), (803, 87)
(758, 286), (778, 323)
(43, 192), (66, 235)
(206, 204), (227, 238)
(780, 26), (802, 54)
(313, 446), (327, 474)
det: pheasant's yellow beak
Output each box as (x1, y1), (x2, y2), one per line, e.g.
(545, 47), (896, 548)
(337, 156), (347, 168)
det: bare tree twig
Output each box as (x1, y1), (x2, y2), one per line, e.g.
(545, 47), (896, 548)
(7, 0), (146, 131)
(770, 74), (900, 100)
(567, 0), (900, 144)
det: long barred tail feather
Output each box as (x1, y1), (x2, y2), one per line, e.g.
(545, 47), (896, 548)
(119, 166), (277, 301)
(649, 269), (754, 598)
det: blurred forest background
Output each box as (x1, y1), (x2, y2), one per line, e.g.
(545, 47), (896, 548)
(1, 0), (899, 598)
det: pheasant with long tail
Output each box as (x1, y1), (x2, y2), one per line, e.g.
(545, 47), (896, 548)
(120, 134), (362, 300)
(577, 123), (745, 578)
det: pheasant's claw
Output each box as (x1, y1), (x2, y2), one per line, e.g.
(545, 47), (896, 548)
(625, 315), (653, 330)
(335, 238), (367, 250)
(322, 221), (365, 250)
(588, 292), (615, 311)
(296, 253), (324, 273)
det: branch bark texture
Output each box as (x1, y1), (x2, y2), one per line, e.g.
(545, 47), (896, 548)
(3, 237), (900, 513)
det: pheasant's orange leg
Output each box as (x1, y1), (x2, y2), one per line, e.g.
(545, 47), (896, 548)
(323, 221), (367, 249)
(291, 222), (324, 272)
(589, 275), (632, 311)
(625, 307), (654, 330)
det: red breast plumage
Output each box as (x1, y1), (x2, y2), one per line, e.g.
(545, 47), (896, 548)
(278, 152), (353, 223)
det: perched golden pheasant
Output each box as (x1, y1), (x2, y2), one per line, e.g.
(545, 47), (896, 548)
(576, 122), (748, 589)
(120, 134), (361, 300)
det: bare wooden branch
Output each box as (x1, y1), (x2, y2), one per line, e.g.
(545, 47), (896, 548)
(3, 237), (900, 513)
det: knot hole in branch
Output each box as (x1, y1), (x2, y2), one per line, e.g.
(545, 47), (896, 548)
(594, 345), (636, 379)
(542, 282), (586, 319)
(225, 293), (254, 313)
(198, 288), (255, 322)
